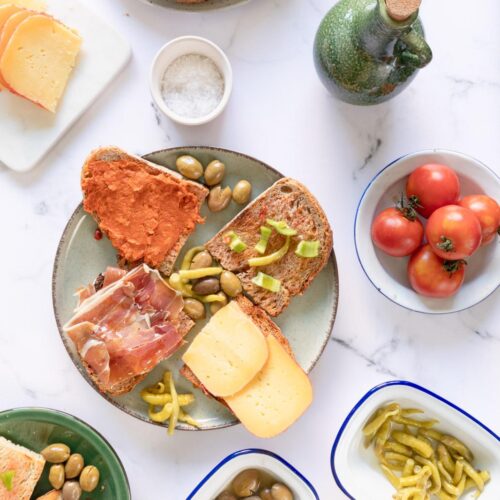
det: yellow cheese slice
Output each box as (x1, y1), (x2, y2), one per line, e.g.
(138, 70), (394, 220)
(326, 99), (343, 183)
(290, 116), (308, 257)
(182, 301), (269, 397)
(0, 5), (23, 91)
(0, 14), (81, 112)
(0, 0), (45, 10)
(225, 335), (313, 438)
(0, 10), (35, 89)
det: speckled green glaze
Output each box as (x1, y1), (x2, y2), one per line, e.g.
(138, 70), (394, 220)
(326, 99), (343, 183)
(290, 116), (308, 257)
(314, 0), (432, 105)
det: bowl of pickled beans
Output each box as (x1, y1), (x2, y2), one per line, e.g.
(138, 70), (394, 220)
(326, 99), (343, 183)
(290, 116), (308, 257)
(331, 381), (500, 500)
(187, 449), (319, 499)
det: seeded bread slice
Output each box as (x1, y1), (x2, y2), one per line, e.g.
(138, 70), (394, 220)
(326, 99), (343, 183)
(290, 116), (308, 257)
(180, 295), (293, 400)
(205, 178), (333, 316)
(84, 310), (194, 397)
(81, 147), (208, 276)
(0, 436), (45, 500)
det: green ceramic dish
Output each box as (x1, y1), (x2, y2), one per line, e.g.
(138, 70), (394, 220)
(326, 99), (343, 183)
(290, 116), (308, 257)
(0, 407), (130, 499)
(139, 0), (249, 12)
(52, 147), (339, 431)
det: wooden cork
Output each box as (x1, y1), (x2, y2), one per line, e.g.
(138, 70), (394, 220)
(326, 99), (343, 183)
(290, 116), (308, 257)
(385, 0), (421, 21)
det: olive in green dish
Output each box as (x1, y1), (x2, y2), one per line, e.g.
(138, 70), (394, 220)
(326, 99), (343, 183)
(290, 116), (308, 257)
(190, 251), (213, 270)
(176, 155), (203, 180)
(65, 454), (84, 479)
(208, 186), (232, 212)
(220, 271), (242, 298)
(183, 298), (206, 320)
(204, 160), (225, 186)
(0, 408), (130, 499)
(232, 180), (252, 204)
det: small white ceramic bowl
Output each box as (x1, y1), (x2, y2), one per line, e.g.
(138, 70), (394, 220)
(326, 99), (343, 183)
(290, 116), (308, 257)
(150, 36), (232, 126)
(331, 381), (500, 500)
(186, 449), (319, 499)
(355, 150), (500, 314)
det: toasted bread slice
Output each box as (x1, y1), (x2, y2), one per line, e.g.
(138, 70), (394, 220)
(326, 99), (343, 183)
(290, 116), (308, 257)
(0, 437), (45, 500)
(36, 490), (62, 500)
(205, 178), (333, 316)
(180, 295), (292, 399)
(81, 147), (208, 276)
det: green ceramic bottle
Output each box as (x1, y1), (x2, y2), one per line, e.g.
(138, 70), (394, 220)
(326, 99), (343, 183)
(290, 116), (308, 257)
(314, 0), (432, 105)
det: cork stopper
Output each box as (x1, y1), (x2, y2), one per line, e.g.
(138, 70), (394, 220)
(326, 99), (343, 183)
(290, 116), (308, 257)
(385, 0), (421, 21)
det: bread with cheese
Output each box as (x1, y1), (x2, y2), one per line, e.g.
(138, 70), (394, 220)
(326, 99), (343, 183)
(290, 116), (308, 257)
(0, 14), (81, 112)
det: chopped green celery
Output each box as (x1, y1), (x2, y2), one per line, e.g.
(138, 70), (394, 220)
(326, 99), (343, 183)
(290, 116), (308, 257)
(255, 226), (272, 254)
(225, 231), (247, 253)
(0, 471), (15, 491)
(295, 240), (320, 258)
(266, 219), (297, 236)
(249, 237), (290, 267)
(252, 272), (281, 292)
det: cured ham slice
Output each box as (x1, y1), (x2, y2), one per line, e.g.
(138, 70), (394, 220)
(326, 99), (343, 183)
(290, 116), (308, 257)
(64, 264), (185, 394)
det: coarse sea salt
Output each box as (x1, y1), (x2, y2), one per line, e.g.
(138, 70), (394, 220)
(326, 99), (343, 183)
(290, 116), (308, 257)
(161, 54), (225, 119)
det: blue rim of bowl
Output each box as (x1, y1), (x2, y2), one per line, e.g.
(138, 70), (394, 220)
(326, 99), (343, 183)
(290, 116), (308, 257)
(330, 380), (500, 500)
(186, 448), (320, 499)
(0, 406), (131, 499)
(354, 148), (500, 315)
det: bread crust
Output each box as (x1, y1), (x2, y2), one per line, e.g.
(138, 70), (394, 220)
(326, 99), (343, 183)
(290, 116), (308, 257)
(206, 178), (333, 316)
(81, 146), (208, 276)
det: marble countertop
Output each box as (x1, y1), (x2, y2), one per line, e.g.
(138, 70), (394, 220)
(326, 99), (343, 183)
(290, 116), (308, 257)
(0, 0), (499, 498)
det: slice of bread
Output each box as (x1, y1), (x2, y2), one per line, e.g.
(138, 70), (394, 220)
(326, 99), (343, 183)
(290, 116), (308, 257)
(81, 147), (209, 276)
(0, 436), (45, 500)
(205, 178), (333, 316)
(180, 295), (293, 399)
(36, 490), (62, 500)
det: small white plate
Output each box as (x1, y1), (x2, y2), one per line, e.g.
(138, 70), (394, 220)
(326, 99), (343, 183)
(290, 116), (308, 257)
(331, 381), (500, 500)
(187, 449), (319, 499)
(0, 0), (131, 172)
(355, 150), (500, 314)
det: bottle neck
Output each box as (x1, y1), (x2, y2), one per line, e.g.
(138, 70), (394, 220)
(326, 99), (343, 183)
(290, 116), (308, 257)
(360, 0), (417, 58)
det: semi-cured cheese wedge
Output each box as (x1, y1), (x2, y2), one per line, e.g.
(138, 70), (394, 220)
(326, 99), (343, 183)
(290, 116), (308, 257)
(0, 0), (45, 10)
(225, 335), (313, 438)
(0, 14), (81, 112)
(0, 9), (35, 89)
(182, 301), (269, 397)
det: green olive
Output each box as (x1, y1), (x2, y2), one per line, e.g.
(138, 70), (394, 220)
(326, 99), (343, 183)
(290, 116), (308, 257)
(232, 180), (252, 204)
(79, 465), (100, 492)
(183, 298), (206, 320)
(271, 483), (294, 500)
(209, 293), (228, 315)
(220, 271), (242, 298)
(208, 186), (232, 212)
(204, 160), (225, 186)
(176, 155), (203, 180)
(64, 453), (84, 479)
(41, 443), (71, 463)
(62, 480), (82, 500)
(216, 492), (237, 500)
(192, 277), (220, 296)
(259, 488), (273, 500)
(49, 464), (65, 489)
(232, 469), (261, 497)
(190, 251), (213, 270)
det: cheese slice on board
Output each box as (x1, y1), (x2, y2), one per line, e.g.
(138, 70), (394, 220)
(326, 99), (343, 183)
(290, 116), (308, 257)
(0, 5), (23, 31)
(0, 0), (45, 10)
(0, 10), (35, 89)
(182, 301), (269, 397)
(225, 335), (313, 438)
(0, 14), (81, 112)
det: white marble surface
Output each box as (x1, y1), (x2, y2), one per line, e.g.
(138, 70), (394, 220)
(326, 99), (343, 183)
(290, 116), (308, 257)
(0, 0), (499, 498)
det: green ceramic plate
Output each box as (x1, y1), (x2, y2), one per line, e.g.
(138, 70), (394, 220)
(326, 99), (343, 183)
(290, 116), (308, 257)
(0, 407), (130, 499)
(52, 147), (339, 431)
(138, 0), (249, 12)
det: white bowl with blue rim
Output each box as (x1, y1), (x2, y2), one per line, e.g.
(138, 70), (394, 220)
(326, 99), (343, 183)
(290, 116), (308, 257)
(331, 380), (500, 500)
(186, 449), (319, 499)
(355, 149), (500, 314)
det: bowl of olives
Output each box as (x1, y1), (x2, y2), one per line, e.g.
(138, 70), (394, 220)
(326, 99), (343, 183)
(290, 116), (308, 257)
(186, 449), (319, 499)
(0, 407), (130, 499)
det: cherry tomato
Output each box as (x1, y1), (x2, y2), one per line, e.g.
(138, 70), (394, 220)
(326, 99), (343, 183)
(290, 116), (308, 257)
(371, 207), (424, 257)
(426, 205), (482, 260)
(408, 244), (465, 298)
(458, 194), (500, 246)
(406, 164), (460, 218)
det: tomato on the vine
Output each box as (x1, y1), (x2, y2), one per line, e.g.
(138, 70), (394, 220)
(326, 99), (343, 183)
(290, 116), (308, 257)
(406, 164), (460, 218)
(408, 244), (466, 298)
(426, 205), (482, 260)
(371, 197), (424, 257)
(458, 194), (500, 246)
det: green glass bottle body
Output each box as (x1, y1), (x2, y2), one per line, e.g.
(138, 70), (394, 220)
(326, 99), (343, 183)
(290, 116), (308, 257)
(314, 0), (432, 105)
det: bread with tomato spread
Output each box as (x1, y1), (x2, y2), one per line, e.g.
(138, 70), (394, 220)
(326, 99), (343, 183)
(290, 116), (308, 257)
(205, 178), (333, 316)
(81, 147), (208, 276)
